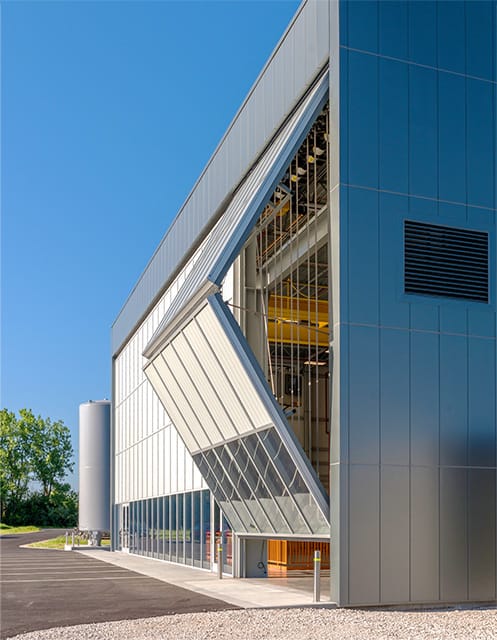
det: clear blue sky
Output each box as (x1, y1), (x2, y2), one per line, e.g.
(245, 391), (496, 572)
(1, 0), (300, 487)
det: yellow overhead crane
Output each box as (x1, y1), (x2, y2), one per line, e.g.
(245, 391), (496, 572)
(266, 295), (329, 347)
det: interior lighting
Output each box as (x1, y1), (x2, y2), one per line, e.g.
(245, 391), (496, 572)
(303, 360), (326, 366)
(297, 166), (307, 175)
(313, 146), (325, 156)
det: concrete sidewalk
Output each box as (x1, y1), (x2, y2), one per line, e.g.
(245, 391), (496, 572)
(77, 548), (332, 609)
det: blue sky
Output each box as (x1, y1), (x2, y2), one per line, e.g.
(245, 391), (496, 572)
(2, 0), (300, 487)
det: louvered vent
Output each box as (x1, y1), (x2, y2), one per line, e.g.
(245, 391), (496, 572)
(404, 220), (488, 303)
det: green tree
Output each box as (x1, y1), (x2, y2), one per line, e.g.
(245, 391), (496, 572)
(0, 409), (33, 518)
(0, 408), (75, 522)
(28, 411), (74, 498)
(7, 483), (78, 528)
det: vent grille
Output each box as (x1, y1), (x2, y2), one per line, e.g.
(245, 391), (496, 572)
(404, 220), (488, 303)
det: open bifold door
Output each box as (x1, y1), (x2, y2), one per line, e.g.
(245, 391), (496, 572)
(143, 71), (330, 537)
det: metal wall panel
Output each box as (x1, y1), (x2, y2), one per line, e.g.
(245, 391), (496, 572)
(196, 307), (273, 429)
(348, 52), (379, 190)
(410, 331), (439, 468)
(347, 0), (377, 53)
(437, 0), (465, 74)
(172, 331), (239, 441)
(410, 466), (440, 602)
(440, 468), (468, 602)
(467, 79), (495, 210)
(348, 325), (380, 465)
(379, 59), (408, 194)
(113, 247), (207, 507)
(468, 469), (497, 601)
(348, 465), (380, 605)
(440, 334), (468, 468)
(149, 303), (272, 454)
(408, 65), (438, 200)
(334, 0), (497, 607)
(154, 355), (215, 451)
(182, 321), (264, 435)
(380, 329), (409, 466)
(468, 337), (496, 468)
(347, 187), (379, 325)
(158, 430), (164, 496)
(408, 1), (437, 67)
(380, 466), (409, 604)
(378, 1), (407, 60)
(112, 0), (330, 355)
(158, 346), (222, 448)
(439, 73), (466, 204)
(144, 364), (199, 453)
(378, 193), (409, 328)
(466, 1), (495, 81)
(440, 294), (467, 333)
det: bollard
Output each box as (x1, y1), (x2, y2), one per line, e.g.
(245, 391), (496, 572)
(313, 550), (321, 603)
(71, 531), (75, 547)
(217, 544), (223, 580)
(65, 531), (68, 546)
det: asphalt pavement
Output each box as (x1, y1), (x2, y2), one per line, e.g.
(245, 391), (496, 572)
(0, 530), (236, 639)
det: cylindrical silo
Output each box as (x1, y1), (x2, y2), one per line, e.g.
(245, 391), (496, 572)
(79, 400), (110, 544)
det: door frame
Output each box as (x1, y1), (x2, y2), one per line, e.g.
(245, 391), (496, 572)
(120, 502), (130, 553)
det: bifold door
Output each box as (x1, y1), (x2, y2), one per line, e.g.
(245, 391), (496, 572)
(143, 72), (330, 538)
(144, 295), (329, 536)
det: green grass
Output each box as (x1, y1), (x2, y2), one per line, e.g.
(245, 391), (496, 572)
(26, 535), (67, 549)
(0, 524), (41, 535)
(27, 535), (111, 550)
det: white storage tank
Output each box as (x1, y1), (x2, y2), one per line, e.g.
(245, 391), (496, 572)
(79, 400), (110, 545)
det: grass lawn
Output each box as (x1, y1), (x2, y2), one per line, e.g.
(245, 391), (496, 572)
(0, 524), (41, 535)
(27, 535), (111, 550)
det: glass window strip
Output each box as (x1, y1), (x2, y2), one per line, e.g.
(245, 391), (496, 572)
(193, 452), (247, 532)
(228, 436), (296, 534)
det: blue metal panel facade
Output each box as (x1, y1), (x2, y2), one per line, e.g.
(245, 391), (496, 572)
(112, 0), (330, 356)
(333, 0), (497, 606)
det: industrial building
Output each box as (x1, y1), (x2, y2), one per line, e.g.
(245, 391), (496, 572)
(111, 0), (497, 606)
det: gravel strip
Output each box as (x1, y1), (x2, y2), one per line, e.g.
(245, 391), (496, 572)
(7, 606), (497, 640)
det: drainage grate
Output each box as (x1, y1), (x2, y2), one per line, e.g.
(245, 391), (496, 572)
(404, 220), (489, 303)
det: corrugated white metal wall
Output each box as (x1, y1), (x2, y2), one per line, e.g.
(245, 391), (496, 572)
(113, 258), (236, 506)
(114, 256), (207, 505)
(111, 0), (330, 356)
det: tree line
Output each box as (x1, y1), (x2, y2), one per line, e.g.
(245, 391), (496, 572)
(0, 409), (78, 527)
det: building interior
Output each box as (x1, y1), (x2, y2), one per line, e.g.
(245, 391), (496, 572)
(229, 105), (331, 573)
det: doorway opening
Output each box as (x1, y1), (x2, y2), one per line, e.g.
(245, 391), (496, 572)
(231, 104), (331, 493)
